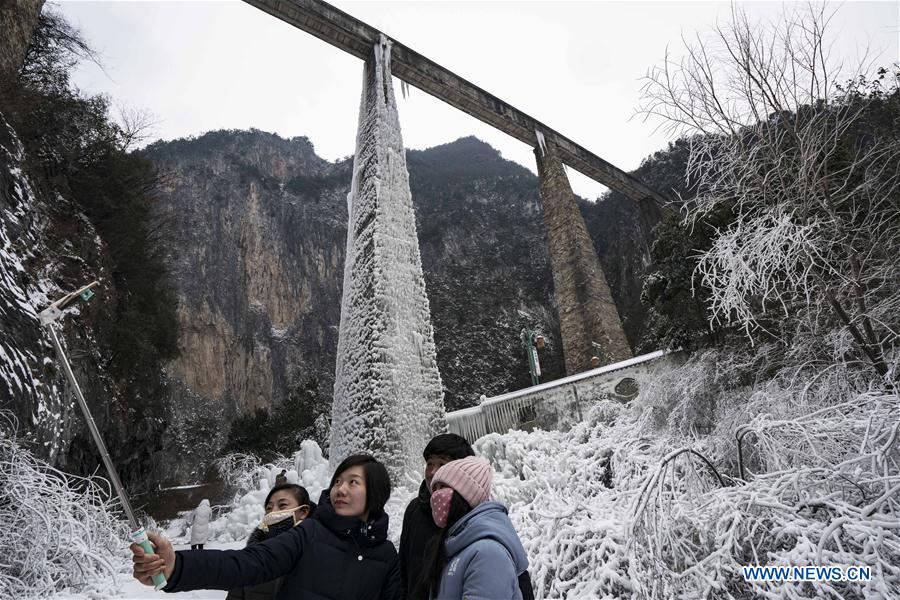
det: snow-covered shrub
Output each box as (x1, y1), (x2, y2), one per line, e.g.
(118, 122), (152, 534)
(465, 343), (899, 599)
(635, 347), (768, 438)
(202, 441), (332, 543)
(475, 409), (646, 599)
(0, 411), (128, 599)
(628, 382), (900, 599)
(215, 452), (264, 491)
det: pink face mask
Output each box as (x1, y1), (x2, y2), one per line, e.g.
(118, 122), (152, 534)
(430, 488), (454, 528)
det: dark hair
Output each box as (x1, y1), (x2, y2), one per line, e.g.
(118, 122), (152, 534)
(264, 483), (316, 516)
(330, 454), (391, 518)
(423, 433), (474, 461)
(412, 491), (472, 600)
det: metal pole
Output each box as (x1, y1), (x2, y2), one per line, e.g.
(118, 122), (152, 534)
(40, 282), (167, 589)
(521, 328), (539, 386)
(572, 386), (583, 422)
(46, 324), (139, 530)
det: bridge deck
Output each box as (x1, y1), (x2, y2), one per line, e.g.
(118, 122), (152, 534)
(242, 0), (668, 206)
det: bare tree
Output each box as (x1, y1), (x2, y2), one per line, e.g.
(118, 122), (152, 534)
(17, 8), (102, 91)
(115, 102), (159, 151)
(640, 4), (900, 379)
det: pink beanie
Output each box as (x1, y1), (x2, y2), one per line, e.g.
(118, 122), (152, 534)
(431, 456), (492, 508)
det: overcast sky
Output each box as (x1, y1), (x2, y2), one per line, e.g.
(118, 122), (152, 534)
(59, 1), (898, 199)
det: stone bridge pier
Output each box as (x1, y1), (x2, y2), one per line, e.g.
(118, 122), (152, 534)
(535, 141), (632, 374)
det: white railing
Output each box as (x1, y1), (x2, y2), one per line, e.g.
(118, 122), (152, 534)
(446, 350), (669, 442)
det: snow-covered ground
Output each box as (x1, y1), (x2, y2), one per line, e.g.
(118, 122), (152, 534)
(54, 542), (243, 600)
(12, 352), (900, 599)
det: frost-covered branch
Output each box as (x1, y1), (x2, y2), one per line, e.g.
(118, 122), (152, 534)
(0, 412), (129, 599)
(639, 5), (899, 379)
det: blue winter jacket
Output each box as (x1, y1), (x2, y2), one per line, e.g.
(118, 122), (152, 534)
(433, 501), (528, 600)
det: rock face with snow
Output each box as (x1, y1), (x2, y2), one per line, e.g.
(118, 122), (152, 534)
(144, 131), (346, 476)
(0, 111), (65, 452)
(329, 41), (446, 482)
(0, 111), (169, 488)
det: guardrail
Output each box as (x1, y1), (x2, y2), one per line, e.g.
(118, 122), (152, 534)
(447, 350), (676, 442)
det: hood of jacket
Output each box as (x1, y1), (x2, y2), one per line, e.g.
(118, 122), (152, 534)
(444, 501), (528, 573)
(313, 490), (389, 548)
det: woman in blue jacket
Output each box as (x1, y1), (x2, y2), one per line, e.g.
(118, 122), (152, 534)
(413, 456), (529, 600)
(132, 454), (402, 600)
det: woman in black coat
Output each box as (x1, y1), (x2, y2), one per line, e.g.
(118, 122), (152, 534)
(132, 455), (402, 600)
(225, 482), (316, 600)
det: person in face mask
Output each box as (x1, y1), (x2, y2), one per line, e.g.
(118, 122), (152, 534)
(225, 483), (316, 600)
(412, 457), (528, 600)
(134, 455), (402, 599)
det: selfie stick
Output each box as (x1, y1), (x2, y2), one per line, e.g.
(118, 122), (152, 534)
(39, 281), (167, 590)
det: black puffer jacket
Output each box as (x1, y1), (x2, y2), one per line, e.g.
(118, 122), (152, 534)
(165, 492), (401, 600)
(224, 517), (301, 600)
(398, 481), (534, 600)
(398, 481), (434, 596)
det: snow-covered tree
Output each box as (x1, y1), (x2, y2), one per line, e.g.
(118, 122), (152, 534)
(639, 5), (900, 380)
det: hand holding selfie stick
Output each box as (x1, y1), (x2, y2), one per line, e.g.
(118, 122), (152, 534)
(39, 281), (167, 590)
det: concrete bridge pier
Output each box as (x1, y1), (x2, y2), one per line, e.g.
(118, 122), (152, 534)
(535, 142), (632, 374)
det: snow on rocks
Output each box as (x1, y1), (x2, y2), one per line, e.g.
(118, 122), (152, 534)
(329, 35), (446, 484)
(0, 112), (71, 458)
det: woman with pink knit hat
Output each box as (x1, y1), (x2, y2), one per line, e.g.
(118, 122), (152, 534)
(412, 456), (528, 600)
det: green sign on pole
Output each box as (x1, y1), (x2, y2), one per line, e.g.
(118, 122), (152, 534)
(521, 328), (542, 386)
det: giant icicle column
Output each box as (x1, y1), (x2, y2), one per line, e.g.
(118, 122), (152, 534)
(329, 36), (446, 483)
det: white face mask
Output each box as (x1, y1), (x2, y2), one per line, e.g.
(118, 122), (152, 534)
(258, 506), (308, 531)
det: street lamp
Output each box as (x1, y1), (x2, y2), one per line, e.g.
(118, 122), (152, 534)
(521, 328), (545, 386)
(39, 281), (167, 590)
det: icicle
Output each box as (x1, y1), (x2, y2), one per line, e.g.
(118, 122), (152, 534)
(401, 80), (410, 100)
(535, 128), (547, 157)
(379, 34), (394, 104)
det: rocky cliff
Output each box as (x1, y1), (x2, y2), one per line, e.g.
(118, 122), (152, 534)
(0, 121), (658, 488)
(145, 131), (656, 474)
